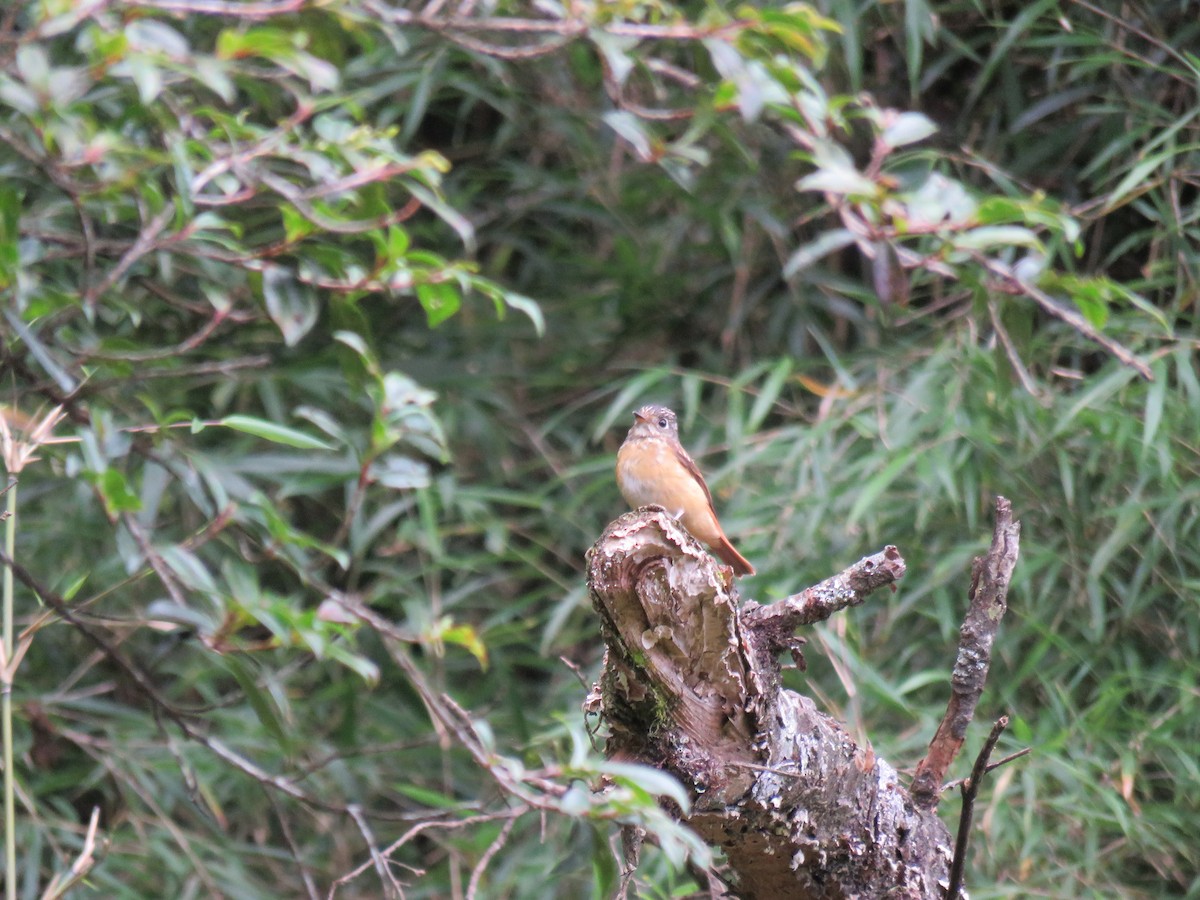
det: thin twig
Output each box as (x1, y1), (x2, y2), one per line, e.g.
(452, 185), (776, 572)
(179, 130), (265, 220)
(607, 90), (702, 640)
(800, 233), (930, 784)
(40, 805), (102, 900)
(946, 715), (1010, 899)
(349, 804), (405, 899)
(119, 514), (190, 609)
(1067, 0), (1198, 86)
(941, 746), (1031, 791)
(975, 256), (1153, 380)
(123, 0), (304, 17)
(328, 810), (523, 898)
(83, 206), (174, 308)
(2, 478), (14, 900)
(465, 815), (517, 899)
(988, 299), (1041, 398)
(266, 792), (321, 900)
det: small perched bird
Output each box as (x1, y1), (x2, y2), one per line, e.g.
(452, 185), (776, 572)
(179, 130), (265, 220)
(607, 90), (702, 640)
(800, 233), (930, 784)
(616, 405), (755, 576)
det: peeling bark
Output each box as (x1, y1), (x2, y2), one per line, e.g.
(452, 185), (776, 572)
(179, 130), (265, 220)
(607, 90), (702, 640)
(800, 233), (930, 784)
(587, 500), (1023, 895)
(586, 508), (959, 899)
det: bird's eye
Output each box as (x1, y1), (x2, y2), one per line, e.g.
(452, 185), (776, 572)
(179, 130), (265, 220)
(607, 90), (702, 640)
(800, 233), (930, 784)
(657, 418), (668, 429)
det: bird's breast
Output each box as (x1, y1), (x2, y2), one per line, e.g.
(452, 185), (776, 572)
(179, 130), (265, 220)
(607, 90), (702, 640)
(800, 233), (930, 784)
(616, 440), (719, 543)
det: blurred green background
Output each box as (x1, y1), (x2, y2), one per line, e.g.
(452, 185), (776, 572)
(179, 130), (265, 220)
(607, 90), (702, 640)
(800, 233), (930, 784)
(1, 0), (1196, 897)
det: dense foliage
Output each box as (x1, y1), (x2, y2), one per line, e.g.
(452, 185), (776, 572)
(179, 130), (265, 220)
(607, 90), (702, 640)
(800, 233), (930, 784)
(1, 0), (1196, 897)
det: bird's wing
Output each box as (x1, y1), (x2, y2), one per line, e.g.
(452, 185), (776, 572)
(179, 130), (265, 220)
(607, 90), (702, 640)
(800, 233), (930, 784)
(673, 445), (716, 509)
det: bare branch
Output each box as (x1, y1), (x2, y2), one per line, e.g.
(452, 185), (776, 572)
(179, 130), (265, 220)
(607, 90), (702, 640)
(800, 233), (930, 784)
(911, 497), (1020, 809)
(947, 715), (1011, 899)
(742, 544), (906, 635)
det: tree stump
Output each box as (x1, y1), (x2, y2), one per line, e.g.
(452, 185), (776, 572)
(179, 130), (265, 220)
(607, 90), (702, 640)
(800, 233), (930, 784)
(586, 507), (963, 899)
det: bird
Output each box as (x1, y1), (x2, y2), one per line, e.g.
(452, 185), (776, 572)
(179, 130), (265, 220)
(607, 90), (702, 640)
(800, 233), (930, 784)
(615, 404), (755, 576)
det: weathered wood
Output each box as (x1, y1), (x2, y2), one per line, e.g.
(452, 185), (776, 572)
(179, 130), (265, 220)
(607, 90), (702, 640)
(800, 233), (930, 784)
(911, 497), (1020, 809)
(587, 507), (964, 899)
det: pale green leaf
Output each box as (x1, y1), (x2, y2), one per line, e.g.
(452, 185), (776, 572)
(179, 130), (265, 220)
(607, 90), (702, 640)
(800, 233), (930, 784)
(218, 414), (334, 450)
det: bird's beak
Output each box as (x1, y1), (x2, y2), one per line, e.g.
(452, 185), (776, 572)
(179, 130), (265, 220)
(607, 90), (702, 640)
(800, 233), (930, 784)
(632, 410), (647, 423)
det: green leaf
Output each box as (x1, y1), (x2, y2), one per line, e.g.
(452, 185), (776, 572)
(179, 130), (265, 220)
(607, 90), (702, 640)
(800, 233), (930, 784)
(747, 357), (793, 431)
(254, 496), (350, 569)
(100, 468), (142, 514)
(280, 205), (315, 243)
(797, 141), (876, 197)
(1140, 359), (1166, 453)
(386, 224), (410, 258)
(500, 290), (545, 336)
(396, 784), (463, 809)
(904, 0), (934, 99)
(145, 600), (217, 633)
(2, 310), (77, 393)
(0, 74), (37, 114)
(591, 30), (636, 86)
(15, 44), (50, 87)
(217, 415), (334, 450)
(439, 621), (489, 670)
(125, 19), (190, 57)
(215, 26), (337, 91)
(219, 656), (293, 754)
(60, 572), (89, 602)
(159, 545), (218, 595)
(325, 641), (382, 685)
(369, 454), (432, 490)
(416, 281), (461, 328)
(262, 264), (318, 346)
(600, 761), (691, 813)
(952, 226), (1043, 251)
(1104, 151), (1169, 212)
(753, 5), (840, 60)
(0, 186), (21, 289)
(1065, 280), (1109, 329)
(797, 167), (876, 197)
(591, 824), (619, 897)
(899, 173), (977, 227)
(407, 182), (474, 251)
(120, 55), (164, 103)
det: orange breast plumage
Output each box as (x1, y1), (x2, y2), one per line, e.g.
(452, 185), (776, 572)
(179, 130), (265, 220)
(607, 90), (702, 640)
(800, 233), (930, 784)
(616, 440), (721, 545)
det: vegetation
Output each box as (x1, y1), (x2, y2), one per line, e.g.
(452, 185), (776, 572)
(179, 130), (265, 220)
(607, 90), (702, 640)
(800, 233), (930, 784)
(1, 0), (1195, 897)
